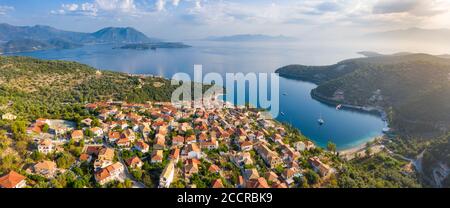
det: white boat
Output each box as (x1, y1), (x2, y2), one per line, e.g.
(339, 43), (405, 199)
(281, 112), (285, 116)
(318, 114), (324, 125)
(336, 104), (342, 110)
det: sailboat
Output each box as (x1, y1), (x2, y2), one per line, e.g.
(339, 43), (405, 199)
(318, 114), (325, 125)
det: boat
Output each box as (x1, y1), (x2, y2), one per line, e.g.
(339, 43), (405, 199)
(318, 114), (324, 125)
(282, 92), (288, 96)
(336, 104), (342, 110)
(281, 112), (285, 116)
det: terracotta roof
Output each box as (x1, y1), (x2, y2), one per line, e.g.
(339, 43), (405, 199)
(212, 179), (224, 188)
(0, 171), (26, 188)
(79, 153), (91, 161)
(208, 164), (221, 173)
(34, 160), (57, 172)
(71, 130), (84, 139)
(126, 156), (143, 166)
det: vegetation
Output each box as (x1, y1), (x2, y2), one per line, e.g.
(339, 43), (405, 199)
(276, 53), (450, 187)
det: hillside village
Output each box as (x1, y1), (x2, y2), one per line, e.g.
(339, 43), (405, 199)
(1, 101), (337, 188)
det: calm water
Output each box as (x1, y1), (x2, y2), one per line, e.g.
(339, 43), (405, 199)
(9, 41), (386, 150)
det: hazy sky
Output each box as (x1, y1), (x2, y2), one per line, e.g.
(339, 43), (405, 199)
(1, 0), (450, 40)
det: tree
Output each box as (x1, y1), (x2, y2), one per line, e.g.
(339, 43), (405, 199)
(56, 153), (75, 169)
(327, 141), (337, 154)
(304, 169), (320, 185)
(42, 123), (50, 133)
(365, 147), (372, 157)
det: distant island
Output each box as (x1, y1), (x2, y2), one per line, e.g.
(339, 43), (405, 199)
(358, 51), (450, 59)
(206, 34), (297, 42)
(365, 27), (450, 43)
(0, 23), (190, 54)
(115, 42), (191, 50)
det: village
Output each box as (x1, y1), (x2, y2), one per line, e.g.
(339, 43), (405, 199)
(1, 101), (336, 188)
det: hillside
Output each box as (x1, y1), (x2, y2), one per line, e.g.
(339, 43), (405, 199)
(0, 56), (178, 120)
(0, 23), (161, 53)
(276, 54), (450, 186)
(0, 38), (81, 54)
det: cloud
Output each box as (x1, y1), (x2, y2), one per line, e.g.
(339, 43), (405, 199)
(172, 0), (181, 7)
(52, 3), (98, 16)
(156, 0), (166, 11)
(0, 5), (14, 15)
(373, 0), (446, 17)
(52, 0), (140, 16)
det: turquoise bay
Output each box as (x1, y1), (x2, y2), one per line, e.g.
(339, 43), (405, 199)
(9, 41), (385, 150)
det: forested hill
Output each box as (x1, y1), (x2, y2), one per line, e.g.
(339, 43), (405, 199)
(0, 56), (177, 120)
(276, 53), (450, 137)
(276, 53), (450, 186)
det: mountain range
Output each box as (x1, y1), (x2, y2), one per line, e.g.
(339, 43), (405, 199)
(0, 23), (160, 53)
(206, 34), (297, 42)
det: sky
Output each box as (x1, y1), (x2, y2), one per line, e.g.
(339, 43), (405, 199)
(1, 0), (450, 40)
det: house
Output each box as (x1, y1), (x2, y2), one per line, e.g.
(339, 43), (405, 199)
(90, 127), (104, 138)
(159, 161), (175, 188)
(122, 129), (136, 142)
(232, 152), (253, 168)
(79, 153), (92, 163)
(184, 158), (199, 177)
(309, 156), (334, 177)
(0, 171), (27, 188)
(37, 139), (54, 154)
(98, 147), (115, 161)
(126, 156), (143, 169)
(81, 118), (93, 126)
(185, 143), (202, 159)
(305, 141), (316, 150)
(1, 113), (17, 121)
(265, 171), (280, 183)
(71, 130), (84, 141)
(134, 141), (149, 153)
(95, 162), (124, 185)
(282, 145), (301, 162)
(185, 135), (196, 144)
(170, 148), (180, 163)
(32, 160), (58, 178)
(208, 164), (220, 174)
(172, 135), (185, 146)
(212, 179), (224, 188)
(199, 138), (219, 150)
(108, 131), (121, 143)
(116, 138), (130, 148)
(151, 150), (163, 163)
(294, 141), (306, 152)
(282, 167), (301, 185)
(244, 168), (260, 180)
(153, 134), (166, 150)
(245, 177), (269, 188)
(272, 182), (288, 188)
(239, 141), (253, 151)
(254, 143), (283, 168)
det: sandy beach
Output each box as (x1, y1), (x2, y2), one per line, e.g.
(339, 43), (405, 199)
(338, 136), (384, 160)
